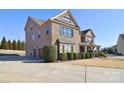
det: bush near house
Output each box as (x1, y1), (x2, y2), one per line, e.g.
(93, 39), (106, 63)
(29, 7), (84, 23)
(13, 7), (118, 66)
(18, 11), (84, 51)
(94, 52), (107, 58)
(94, 52), (100, 57)
(73, 53), (78, 60)
(58, 51), (107, 62)
(78, 53), (82, 59)
(59, 53), (68, 61)
(89, 52), (95, 58)
(99, 52), (107, 58)
(85, 52), (90, 59)
(81, 53), (86, 59)
(67, 52), (74, 60)
(43, 45), (57, 62)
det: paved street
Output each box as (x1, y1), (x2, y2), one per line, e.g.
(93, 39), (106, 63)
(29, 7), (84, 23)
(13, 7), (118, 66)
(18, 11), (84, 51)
(0, 57), (124, 83)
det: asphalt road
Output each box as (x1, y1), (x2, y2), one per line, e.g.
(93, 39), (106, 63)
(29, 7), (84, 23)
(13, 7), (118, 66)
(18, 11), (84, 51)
(0, 58), (124, 83)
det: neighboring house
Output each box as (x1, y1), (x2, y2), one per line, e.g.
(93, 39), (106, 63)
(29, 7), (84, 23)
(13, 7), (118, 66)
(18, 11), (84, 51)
(79, 29), (100, 52)
(24, 10), (100, 58)
(117, 34), (124, 55)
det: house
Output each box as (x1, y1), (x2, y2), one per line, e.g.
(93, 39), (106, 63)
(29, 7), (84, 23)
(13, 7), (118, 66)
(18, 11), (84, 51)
(79, 29), (100, 52)
(117, 34), (124, 55)
(24, 10), (100, 58)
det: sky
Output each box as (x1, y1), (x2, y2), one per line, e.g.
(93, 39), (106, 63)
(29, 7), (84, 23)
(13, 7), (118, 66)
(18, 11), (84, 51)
(0, 9), (124, 48)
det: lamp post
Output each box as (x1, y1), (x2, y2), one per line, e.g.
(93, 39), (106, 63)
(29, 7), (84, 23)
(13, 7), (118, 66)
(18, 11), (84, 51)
(85, 65), (87, 83)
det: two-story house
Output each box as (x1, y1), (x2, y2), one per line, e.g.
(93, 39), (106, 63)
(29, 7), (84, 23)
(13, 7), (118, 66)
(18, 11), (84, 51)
(24, 10), (100, 58)
(79, 29), (100, 52)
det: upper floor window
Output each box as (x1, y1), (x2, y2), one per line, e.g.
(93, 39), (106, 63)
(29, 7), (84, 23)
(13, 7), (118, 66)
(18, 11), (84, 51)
(32, 34), (35, 40)
(45, 26), (50, 35)
(30, 25), (34, 31)
(60, 26), (73, 37)
(37, 32), (40, 39)
(81, 36), (85, 42)
(87, 36), (94, 43)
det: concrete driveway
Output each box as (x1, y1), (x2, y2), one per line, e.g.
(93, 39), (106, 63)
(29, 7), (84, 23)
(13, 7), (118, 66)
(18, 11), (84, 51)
(0, 61), (85, 83)
(0, 56), (124, 83)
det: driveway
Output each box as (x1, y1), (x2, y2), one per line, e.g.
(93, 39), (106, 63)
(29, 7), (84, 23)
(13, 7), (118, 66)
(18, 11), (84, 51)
(86, 66), (124, 83)
(0, 56), (124, 83)
(108, 56), (124, 60)
(0, 61), (85, 83)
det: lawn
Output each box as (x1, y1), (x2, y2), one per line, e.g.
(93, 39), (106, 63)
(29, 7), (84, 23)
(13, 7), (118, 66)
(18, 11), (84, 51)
(71, 58), (124, 69)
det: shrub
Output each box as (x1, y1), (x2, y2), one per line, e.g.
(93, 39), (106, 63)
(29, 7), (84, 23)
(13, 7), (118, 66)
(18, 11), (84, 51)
(89, 52), (94, 58)
(99, 52), (107, 58)
(81, 53), (85, 59)
(67, 52), (74, 60)
(85, 52), (90, 59)
(94, 52), (100, 57)
(94, 52), (107, 58)
(43, 45), (57, 62)
(59, 53), (68, 61)
(78, 53), (82, 59)
(73, 53), (78, 60)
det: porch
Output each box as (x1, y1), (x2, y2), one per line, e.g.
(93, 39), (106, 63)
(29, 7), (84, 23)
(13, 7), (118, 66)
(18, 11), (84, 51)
(79, 43), (100, 52)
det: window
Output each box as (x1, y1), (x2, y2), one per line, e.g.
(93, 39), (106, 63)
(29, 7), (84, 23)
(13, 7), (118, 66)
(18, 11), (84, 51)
(63, 44), (73, 52)
(32, 34), (35, 40)
(45, 26), (50, 35)
(30, 25), (34, 31)
(37, 32), (40, 39)
(81, 36), (85, 42)
(66, 28), (73, 37)
(60, 26), (73, 37)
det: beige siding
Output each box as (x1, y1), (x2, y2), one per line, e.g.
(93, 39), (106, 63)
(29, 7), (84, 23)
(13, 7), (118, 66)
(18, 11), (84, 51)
(117, 37), (124, 55)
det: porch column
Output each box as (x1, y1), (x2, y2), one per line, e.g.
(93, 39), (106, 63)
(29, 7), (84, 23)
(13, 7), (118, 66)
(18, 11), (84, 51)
(85, 46), (87, 52)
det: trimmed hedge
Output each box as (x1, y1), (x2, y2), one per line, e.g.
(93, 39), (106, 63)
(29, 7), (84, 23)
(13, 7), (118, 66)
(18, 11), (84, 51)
(67, 52), (74, 60)
(85, 52), (90, 59)
(59, 53), (68, 61)
(78, 53), (82, 59)
(43, 45), (57, 62)
(73, 53), (78, 60)
(89, 52), (94, 58)
(81, 53), (85, 59)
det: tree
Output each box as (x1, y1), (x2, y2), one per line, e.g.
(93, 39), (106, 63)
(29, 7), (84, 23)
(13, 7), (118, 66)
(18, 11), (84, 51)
(17, 40), (21, 50)
(1, 37), (8, 49)
(12, 40), (17, 50)
(21, 41), (25, 50)
(8, 40), (12, 50)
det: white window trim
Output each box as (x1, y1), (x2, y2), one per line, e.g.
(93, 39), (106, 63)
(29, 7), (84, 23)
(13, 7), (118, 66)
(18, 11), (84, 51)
(32, 34), (35, 40)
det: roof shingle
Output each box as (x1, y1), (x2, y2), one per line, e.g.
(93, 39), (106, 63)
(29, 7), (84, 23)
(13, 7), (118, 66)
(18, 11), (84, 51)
(29, 16), (44, 25)
(120, 34), (124, 40)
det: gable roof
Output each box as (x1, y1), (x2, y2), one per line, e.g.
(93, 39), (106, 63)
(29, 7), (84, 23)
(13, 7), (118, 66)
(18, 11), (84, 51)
(119, 34), (124, 40)
(81, 28), (95, 37)
(50, 9), (80, 28)
(29, 16), (44, 25)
